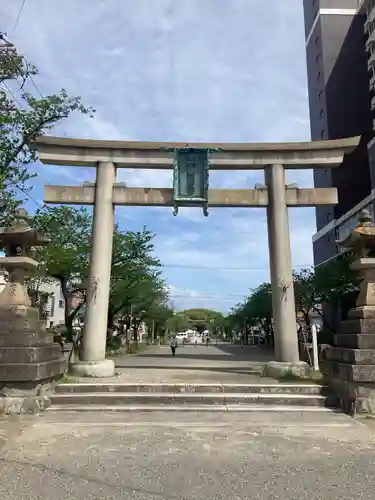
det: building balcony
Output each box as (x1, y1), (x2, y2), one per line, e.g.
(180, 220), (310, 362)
(371, 95), (375, 110)
(366, 26), (375, 51)
(368, 50), (375, 70)
(365, 2), (375, 33)
(313, 196), (375, 266)
(370, 73), (375, 91)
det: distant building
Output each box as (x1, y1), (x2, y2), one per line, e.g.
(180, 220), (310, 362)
(39, 279), (66, 326)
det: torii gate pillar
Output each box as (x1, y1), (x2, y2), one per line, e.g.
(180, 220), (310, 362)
(73, 161), (117, 377)
(264, 164), (306, 377)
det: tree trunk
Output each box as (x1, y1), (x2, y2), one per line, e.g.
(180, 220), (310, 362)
(303, 311), (311, 331)
(60, 278), (73, 339)
(133, 320), (141, 341)
(107, 307), (115, 330)
(106, 307), (115, 340)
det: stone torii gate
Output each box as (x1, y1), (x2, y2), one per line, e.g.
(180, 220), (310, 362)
(34, 135), (359, 378)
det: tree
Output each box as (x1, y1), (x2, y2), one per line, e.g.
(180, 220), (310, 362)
(293, 256), (359, 333)
(228, 283), (273, 343)
(165, 312), (193, 333)
(180, 308), (226, 335)
(107, 226), (166, 340)
(245, 283), (273, 340)
(31, 205), (169, 349)
(143, 303), (175, 340)
(0, 33), (93, 225)
(31, 206), (92, 336)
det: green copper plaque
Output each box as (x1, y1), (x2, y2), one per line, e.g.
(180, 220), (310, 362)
(172, 148), (209, 216)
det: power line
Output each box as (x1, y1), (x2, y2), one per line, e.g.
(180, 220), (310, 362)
(1, 81), (23, 108)
(28, 74), (44, 100)
(2, 33), (69, 138)
(12, 0), (27, 33)
(15, 185), (47, 213)
(156, 263), (312, 271)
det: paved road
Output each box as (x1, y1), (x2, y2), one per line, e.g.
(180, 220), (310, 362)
(1, 410), (375, 499)
(115, 344), (273, 367)
(107, 344), (275, 384)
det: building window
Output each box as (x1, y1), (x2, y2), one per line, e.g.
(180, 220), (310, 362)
(320, 129), (325, 139)
(318, 90), (323, 100)
(319, 109), (324, 118)
(317, 71), (321, 81)
(315, 35), (319, 45)
(59, 300), (64, 309)
(316, 53), (321, 64)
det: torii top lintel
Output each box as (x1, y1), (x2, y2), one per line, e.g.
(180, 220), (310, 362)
(34, 135), (360, 170)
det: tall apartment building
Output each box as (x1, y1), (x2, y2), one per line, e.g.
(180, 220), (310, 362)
(303, 0), (375, 265)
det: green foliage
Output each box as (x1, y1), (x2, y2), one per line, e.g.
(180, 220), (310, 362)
(143, 303), (175, 338)
(165, 312), (193, 333)
(293, 256), (359, 332)
(0, 34), (93, 225)
(108, 226), (167, 334)
(228, 283), (273, 338)
(32, 206), (92, 282)
(30, 206), (92, 334)
(30, 207), (167, 341)
(230, 256), (359, 339)
(180, 308), (226, 334)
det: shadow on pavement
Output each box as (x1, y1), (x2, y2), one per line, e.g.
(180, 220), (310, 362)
(115, 365), (266, 376)
(115, 353), (271, 362)
(214, 344), (273, 356)
(118, 345), (274, 363)
(114, 345), (274, 376)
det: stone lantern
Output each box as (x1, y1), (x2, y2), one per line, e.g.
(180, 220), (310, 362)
(320, 209), (375, 414)
(0, 209), (64, 414)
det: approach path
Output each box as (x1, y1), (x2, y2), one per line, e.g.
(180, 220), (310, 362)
(106, 343), (275, 384)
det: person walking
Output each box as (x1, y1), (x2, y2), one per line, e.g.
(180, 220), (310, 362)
(170, 336), (178, 356)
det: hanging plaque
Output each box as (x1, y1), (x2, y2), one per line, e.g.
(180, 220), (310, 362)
(172, 148), (209, 216)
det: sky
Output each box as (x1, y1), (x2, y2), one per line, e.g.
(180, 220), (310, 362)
(0, 0), (315, 312)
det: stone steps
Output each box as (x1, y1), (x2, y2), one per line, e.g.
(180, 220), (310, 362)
(49, 404), (337, 413)
(49, 383), (338, 412)
(54, 383), (326, 394)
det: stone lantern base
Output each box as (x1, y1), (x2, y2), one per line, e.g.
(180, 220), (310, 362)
(320, 258), (375, 415)
(0, 305), (64, 414)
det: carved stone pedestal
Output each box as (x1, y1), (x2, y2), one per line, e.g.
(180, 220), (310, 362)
(0, 210), (64, 414)
(0, 305), (64, 415)
(320, 257), (375, 415)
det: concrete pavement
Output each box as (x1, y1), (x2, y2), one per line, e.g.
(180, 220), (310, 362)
(104, 344), (275, 385)
(1, 410), (375, 499)
(2, 345), (375, 498)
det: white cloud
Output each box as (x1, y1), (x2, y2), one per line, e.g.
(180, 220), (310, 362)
(1, 0), (316, 311)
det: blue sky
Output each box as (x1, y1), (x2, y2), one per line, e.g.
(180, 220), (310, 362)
(1, 0), (315, 312)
